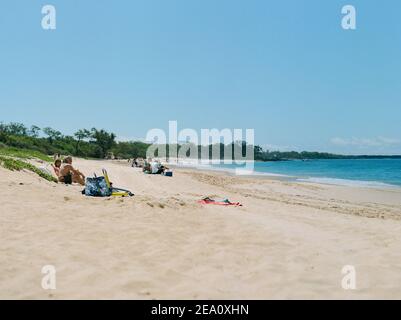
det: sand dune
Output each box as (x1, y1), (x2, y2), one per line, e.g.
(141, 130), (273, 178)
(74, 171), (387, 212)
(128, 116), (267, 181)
(1, 158), (401, 299)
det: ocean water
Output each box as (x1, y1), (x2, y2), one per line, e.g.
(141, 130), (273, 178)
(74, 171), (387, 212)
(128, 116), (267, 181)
(212, 159), (401, 188)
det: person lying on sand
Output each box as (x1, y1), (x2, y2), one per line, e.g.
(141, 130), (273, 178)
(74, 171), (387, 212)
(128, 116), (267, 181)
(58, 156), (85, 185)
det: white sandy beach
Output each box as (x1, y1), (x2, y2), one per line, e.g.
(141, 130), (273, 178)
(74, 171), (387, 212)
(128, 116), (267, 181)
(1, 158), (401, 299)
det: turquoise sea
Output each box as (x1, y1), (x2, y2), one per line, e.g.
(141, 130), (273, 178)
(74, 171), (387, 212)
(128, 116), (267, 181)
(213, 159), (401, 188)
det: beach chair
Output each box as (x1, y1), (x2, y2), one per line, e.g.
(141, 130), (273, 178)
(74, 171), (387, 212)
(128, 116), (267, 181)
(102, 169), (134, 197)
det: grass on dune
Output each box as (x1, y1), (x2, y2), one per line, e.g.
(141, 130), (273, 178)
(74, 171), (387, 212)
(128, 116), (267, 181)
(0, 146), (53, 162)
(0, 155), (58, 183)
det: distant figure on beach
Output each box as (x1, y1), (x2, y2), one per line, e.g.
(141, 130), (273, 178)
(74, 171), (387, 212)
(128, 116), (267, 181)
(58, 156), (86, 185)
(135, 158), (145, 168)
(130, 158), (136, 167)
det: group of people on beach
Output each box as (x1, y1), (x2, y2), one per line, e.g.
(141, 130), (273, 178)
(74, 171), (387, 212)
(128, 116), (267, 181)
(143, 159), (169, 175)
(51, 155), (170, 187)
(131, 157), (169, 175)
(52, 156), (86, 186)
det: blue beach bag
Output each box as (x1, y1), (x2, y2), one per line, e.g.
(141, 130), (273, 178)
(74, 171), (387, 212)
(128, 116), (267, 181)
(84, 176), (112, 197)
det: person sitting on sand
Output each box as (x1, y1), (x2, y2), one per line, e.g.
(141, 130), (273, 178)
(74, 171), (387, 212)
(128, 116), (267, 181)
(150, 161), (160, 174)
(58, 156), (86, 185)
(143, 160), (168, 174)
(51, 159), (62, 178)
(143, 161), (151, 173)
(136, 158), (145, 168)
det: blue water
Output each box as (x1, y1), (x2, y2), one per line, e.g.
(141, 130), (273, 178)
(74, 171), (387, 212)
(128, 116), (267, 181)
(214, 159), (401, 188)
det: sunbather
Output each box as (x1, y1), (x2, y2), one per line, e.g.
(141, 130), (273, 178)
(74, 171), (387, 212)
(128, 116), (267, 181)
(51, 159), (62, 177)
(59, 156), (85, 185)
(198, 197), (242, 207)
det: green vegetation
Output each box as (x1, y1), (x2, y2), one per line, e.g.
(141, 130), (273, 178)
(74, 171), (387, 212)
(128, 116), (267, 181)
(0, 144), (56, 183)
(0, 156), (58, 183)
(0, 122), (145, 159)
(0, 121), (151, 160)
(1, 121), (400, 162)
(0, 146), (53, 162)
(254, 148), (401, 160)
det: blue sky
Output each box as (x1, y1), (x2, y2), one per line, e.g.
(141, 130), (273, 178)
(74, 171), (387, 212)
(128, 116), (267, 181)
(0, 0), (400, 154)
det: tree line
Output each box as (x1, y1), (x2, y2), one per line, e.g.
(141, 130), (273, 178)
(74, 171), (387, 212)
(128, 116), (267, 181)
(1, 122), (400, 161)
(0, 122), (148, 159)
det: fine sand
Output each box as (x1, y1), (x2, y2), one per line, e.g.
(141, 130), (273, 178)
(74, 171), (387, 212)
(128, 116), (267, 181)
(1, 158), (401, 299)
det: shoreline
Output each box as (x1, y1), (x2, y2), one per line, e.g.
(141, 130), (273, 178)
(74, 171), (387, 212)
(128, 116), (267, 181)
(168, 162), (401, 191)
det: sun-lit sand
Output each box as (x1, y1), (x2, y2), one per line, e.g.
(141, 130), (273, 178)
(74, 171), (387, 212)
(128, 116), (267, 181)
(1, 158), (401, 299)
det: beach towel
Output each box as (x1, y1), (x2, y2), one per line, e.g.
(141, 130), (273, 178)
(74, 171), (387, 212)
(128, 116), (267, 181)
(198, 197), (242, 207)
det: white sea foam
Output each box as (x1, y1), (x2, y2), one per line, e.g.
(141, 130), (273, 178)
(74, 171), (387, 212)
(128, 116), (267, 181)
(176, 162), (291, 178)
(297, 177), (398, 189)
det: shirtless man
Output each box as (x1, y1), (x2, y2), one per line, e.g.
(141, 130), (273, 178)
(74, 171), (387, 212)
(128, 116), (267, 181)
(59, 156), (86, 185)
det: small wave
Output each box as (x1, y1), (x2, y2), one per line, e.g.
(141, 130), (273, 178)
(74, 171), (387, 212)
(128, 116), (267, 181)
(192, 164), (291, 178)
(297, 177), (398, 189)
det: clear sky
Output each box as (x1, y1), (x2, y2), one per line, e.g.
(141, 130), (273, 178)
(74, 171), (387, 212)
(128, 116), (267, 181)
(1, 0), (400, 154)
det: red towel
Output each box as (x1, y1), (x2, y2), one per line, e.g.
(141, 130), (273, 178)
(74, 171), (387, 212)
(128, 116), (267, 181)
(198, 198), (242, 207)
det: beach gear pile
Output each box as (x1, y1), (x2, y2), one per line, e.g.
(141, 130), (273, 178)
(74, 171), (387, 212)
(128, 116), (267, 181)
(198, 197), (242, 207)
(83, 169), (134, 197)
(163, 171), (173, 177)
